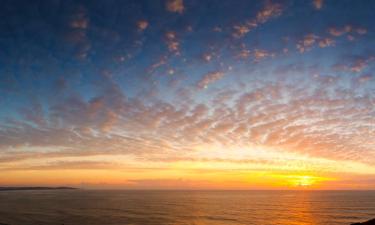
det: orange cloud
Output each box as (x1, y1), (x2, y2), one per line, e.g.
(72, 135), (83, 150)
(166, 0), (184, 14)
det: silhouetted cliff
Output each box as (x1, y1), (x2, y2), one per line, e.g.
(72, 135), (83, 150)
(352, 218), (375, 225)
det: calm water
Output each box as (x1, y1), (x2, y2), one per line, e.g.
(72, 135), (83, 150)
(0, 190), (374, 225)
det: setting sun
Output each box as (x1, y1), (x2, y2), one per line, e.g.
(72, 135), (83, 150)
(289, 175), (319, 188)
(297, 176), (315, 187)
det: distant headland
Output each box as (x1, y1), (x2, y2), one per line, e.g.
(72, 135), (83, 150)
(351, 218), (375, 225)
(0, 187), (77, 191)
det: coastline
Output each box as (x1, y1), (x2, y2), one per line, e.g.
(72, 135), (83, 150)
(0, 187), (77, 191)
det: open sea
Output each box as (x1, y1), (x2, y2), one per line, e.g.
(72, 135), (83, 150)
(0, 190), (374, 225)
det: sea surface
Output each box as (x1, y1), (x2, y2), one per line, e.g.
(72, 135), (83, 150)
(0, 190), (374, 225)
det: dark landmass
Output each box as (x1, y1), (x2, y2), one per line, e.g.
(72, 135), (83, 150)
(352, 218), (375, 225)
(0, 187), (77, 191)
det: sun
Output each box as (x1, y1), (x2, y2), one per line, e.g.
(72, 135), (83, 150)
(291, 175), (317, 188)
(298, 176), (315, 187)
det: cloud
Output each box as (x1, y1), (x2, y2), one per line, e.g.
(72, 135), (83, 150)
(166, 0), (184, 14)
(165, 31), (180, 55)
(147, 56), (168, 74)
(63, 4), (91, 60)
(232, 1), (283, 38)
(202, 53), (213, 62)
(328, 25), (367, 38)
(356, 74), (373, 83)
(328, 25), (352, 37)
(197, 71), (225, 89)
(126, 178), (217, 189)
(356, 28), (367, 35)
(213, 26), (223, 32)
(68, 5), (89, 29)
(318, 38), (335, 48)
(332, 55), (374, 73)
(256, 1), (283, 23)
(297, 34), (335, 52)
(137, 20), (148, 31)
(289, 25), (367, 55)
(296, 34), (319, 53)
(350, 59), (369, 73)
(99, 110), (118, 132)
(312, 0), (324, 10)
(237, 49), (251, 59)
(1, 76), (375, 171)
(233, 25), (251, 38)
(254, 49), (274, 61)
(18, 100), (46, 127)
(2, 160), (122, 171)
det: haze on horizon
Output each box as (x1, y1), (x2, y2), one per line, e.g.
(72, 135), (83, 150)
(0, 0), (374, 190)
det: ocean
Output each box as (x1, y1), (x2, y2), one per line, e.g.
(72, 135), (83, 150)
(0, 190), (374, 225)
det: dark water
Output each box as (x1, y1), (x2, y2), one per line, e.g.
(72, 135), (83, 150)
(0, 190), (374, 225)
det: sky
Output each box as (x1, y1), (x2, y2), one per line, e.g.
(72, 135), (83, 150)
(0, 0), (374, 190)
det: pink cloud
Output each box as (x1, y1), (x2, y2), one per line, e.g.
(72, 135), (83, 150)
(197, 71), (225, 89)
